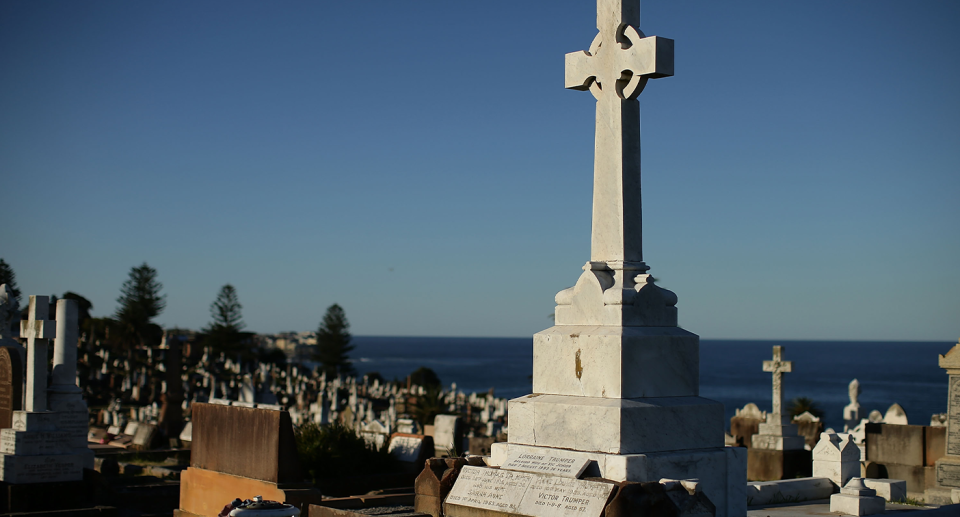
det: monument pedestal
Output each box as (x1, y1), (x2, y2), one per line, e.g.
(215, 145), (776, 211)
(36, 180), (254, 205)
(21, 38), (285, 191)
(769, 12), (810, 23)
(926, 340), (960, 504)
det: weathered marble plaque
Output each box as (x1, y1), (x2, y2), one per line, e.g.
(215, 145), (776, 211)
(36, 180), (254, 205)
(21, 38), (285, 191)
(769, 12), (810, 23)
(948, 376), (960, 456)
(518, 475), (613, 517)
(0, 348), (23, 429)
(445, 466), (614, 517)
(502, 449), (590, 478)
(938, 462), (960, 488)
(446, 466), (530, 513)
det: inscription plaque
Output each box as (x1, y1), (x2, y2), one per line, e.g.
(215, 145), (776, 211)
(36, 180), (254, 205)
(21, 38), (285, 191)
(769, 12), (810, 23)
(445, 466), (614, 517)
(502, 450), (590, 478)
(0, 348), (24, 429)
(938, 462), (960, 488)
(948, 376), (960, 456)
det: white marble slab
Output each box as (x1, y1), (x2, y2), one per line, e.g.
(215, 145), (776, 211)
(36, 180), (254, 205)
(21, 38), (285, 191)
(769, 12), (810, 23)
(501, 449), (590, 478)
(444, 466), (613, 517)
(490, 442), (746, 517)
(533, 325), (699, 398)
(508, 394), (723, 454)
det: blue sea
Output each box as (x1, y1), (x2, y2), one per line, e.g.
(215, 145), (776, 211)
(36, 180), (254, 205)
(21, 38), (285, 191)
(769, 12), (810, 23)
(350, 337), (951, 431)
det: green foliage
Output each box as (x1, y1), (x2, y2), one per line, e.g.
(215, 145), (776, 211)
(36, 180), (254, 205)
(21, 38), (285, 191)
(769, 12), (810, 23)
(203, 284), (251, 356)
(788, 397), (824, 419)
(409, 366), (441, 389)
(0, 259), (21, 307)
(208, 284), (244, 332)
(0, 259), (20, 334)
(114, 263), (166, 348)
(294, 422), (399, 481)
(313, 304), (354, 376)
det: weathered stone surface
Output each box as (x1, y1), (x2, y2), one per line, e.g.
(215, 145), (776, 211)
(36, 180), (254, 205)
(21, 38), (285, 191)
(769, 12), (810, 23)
(0, 453), (83, 483)
(746, 478), (833, 506)
(862, 478), (906, 502)
(413, 457), (466, 517)
(0, 348), (23, 430)
(443, 466), (615, 517)
(813, 433), (860, 489)
(507, 394), (723, 455)
(533, 326), (699, 399)
(189, 402), (302, 483)
(500, 449), (590, 479)
(178, 467), (286, 517)
(746, 448), (811, 481)
(490, 442), (745, 517)
(865, 423), (925, 466)
(388, 434), (433, 465)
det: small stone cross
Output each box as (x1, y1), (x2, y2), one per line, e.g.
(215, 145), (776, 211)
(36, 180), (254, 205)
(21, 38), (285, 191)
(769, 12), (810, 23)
(20, 295), (56, 412)
(763, 345), (792, 417)
(564, 0), (673, 272)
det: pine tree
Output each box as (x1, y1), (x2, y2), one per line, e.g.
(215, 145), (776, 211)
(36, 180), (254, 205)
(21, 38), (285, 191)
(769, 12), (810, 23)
(314, 304), (355, 376)
(204, 284), (249, 355)
(0, 259), (21, 309)
(208, 284), (244, 332)
(114, 263), (166, 348)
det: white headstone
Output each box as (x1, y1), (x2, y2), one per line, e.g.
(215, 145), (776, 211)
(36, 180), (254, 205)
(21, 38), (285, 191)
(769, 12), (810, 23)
(813, 432), (860, 489)
(883, 403), (908, 425)
(20, 296), (55, 412)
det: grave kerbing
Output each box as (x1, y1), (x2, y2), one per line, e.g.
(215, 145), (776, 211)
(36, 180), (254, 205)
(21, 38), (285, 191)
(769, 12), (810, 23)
(454, 0), (746, 515)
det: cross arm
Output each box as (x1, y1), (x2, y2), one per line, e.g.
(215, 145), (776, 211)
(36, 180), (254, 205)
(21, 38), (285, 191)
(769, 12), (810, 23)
(623, 31), (674, 79)
(21, 319), (56, 339)
(565, 50), (595, 91)
(762, 360), (792, 373)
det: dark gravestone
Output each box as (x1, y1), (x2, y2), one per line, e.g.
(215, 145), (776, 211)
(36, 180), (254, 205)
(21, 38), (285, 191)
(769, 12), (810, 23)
(190, 402), (303, 483)
(0, 347), (24, 429)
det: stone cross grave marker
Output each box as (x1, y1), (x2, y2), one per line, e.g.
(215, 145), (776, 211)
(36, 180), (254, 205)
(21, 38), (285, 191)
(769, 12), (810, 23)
(763, 345), (792, 422)
(0, 348), (24, 429)
(19, 296), (55, 412)
(564, 0), (673, 271)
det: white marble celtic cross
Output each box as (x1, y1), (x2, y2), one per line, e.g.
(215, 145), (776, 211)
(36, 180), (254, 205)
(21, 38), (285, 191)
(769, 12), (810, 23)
(564, 0), (673, 272)
(20, 295), (56, 412)
(763, 346), (793, 417)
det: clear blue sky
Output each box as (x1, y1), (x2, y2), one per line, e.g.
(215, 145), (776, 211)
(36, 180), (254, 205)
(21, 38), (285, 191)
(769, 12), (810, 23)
(2, 1), (958, 340)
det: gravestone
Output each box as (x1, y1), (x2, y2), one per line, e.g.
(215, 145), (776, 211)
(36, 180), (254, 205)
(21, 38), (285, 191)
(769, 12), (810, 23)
(387, 433), (434, 467)
(175, 402), (323, 517)
(473, 1), (747, 516)
(844, 379), (862, 431)
(0, 349), (23, 430)
(792, 411), (824, 449)
(432, 415), (461, 458)
(883, 403), (908, 425)
(812, 433), (860, 489)
(748, 346), (808, 481)
(729, 403), (764, 449)
(0, 296), (85, 484)
(927, 340), (960, 504)
(48, 299), (94, 469)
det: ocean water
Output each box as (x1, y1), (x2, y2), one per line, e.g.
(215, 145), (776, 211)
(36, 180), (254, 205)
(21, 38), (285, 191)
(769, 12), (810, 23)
(350, 336), (951, 431)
